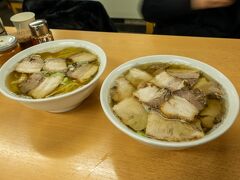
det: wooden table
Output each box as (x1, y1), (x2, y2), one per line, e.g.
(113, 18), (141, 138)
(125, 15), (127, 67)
(0, 28), (240, 180)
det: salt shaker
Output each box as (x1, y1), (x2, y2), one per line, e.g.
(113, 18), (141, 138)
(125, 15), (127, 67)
(29, 19), (54, 45)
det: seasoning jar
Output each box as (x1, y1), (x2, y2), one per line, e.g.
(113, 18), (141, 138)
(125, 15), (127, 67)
(0, 18), (7, 35)
(0, 35), (21, 66)
(29, 19), (54, 45)
(10, 12), (35, 49)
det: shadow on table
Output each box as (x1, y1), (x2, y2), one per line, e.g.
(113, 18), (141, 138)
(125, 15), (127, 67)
(25, 85), (103, 159)
(108, 130), (239, 179)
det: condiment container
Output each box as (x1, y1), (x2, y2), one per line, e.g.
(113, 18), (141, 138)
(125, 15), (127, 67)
(0, 35), (20, 66)
(10, 12), (35, 49)
(29, 19), (54, 45)
(0, 18), (7, 35)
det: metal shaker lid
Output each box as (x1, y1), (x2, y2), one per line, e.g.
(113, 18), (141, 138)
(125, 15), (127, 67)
(29, 19), (50, 37)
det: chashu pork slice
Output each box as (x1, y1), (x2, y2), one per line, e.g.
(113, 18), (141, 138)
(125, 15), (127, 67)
(113, 97), (148, 131)
(146, 111), (204, 142)
(43, 58), (67, 73)
(151, 71), (186, 91)
(193, 77), (223, 98)
(19, 73), (44, 94)
(15, 55), (44, 73)
(144, 63), (169, 75)
(166, 68), (200, 87)
(111, 77), (135, 102)
(125, 68), (153, 87)
(67, 64), (98, 83)
(174, 89), (207, 111)
(29, 73), (64, 98)
(134, 84), (170, 109)
(166, 68), (200, 79)
(160, 95), (199, 122)
(68, 52), (97, 64)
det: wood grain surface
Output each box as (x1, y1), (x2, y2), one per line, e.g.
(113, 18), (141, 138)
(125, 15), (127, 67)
(0, 28), (240, 180)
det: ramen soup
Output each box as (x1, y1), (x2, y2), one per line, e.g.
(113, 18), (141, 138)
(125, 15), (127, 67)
(110, 63), (225, 142)
(7, 47), (99, 99)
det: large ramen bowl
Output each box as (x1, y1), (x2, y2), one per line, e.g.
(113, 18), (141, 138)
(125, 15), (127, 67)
(100, 55), (239, 150)
(0, 39), (107, 112)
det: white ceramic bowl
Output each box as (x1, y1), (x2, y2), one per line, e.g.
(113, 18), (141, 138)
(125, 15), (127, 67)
(0, 39), (107, 113)
(100, 55), (239, 150)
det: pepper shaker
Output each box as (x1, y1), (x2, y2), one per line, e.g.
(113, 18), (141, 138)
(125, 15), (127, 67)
(29, 19), (54, 45)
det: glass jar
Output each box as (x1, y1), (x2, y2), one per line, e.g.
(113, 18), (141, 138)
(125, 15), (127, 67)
(0, 35), (21, 66)
(29, 19), (54, 45)
(14, 28), (33, 49)
(0, 18), (7, 35)
(10, 12), (35, 49)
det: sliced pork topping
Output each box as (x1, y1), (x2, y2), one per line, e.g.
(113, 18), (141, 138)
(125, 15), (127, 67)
(68, 52), (97, 64)
(144, 63), (169, 75)
(174, 89), (207, 111)
(134, 84), (170, 109)
(186, 78), (199, 87)
(151, 71), (186, 91)
(19, 73), (44, 94)
(43, 58), (67, 73)
(160, 95), (199, 121)
(113, 97), (148, 131)
(167, 68), (200, 87)
(166, 68), (200, 79)
(194, 77), (223, 98)
(9, 47), (100, 99)
(29, 73), (64, 98)
(15, 55), (44, 73)
(125, 68), (153, 87)
(111, 77), (135, 102)
(109, 62), (225, 142)
(146, 111), (204, 142)
(67, 64), (98, 83)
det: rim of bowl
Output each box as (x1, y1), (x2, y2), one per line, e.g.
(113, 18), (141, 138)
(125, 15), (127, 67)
(0, 39), (107, 102)
(100, 55), (239, 148)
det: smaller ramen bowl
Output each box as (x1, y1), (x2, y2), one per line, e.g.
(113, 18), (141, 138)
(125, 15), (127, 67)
(0, 39), (106, 113)
(100, 55), (239, 150)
